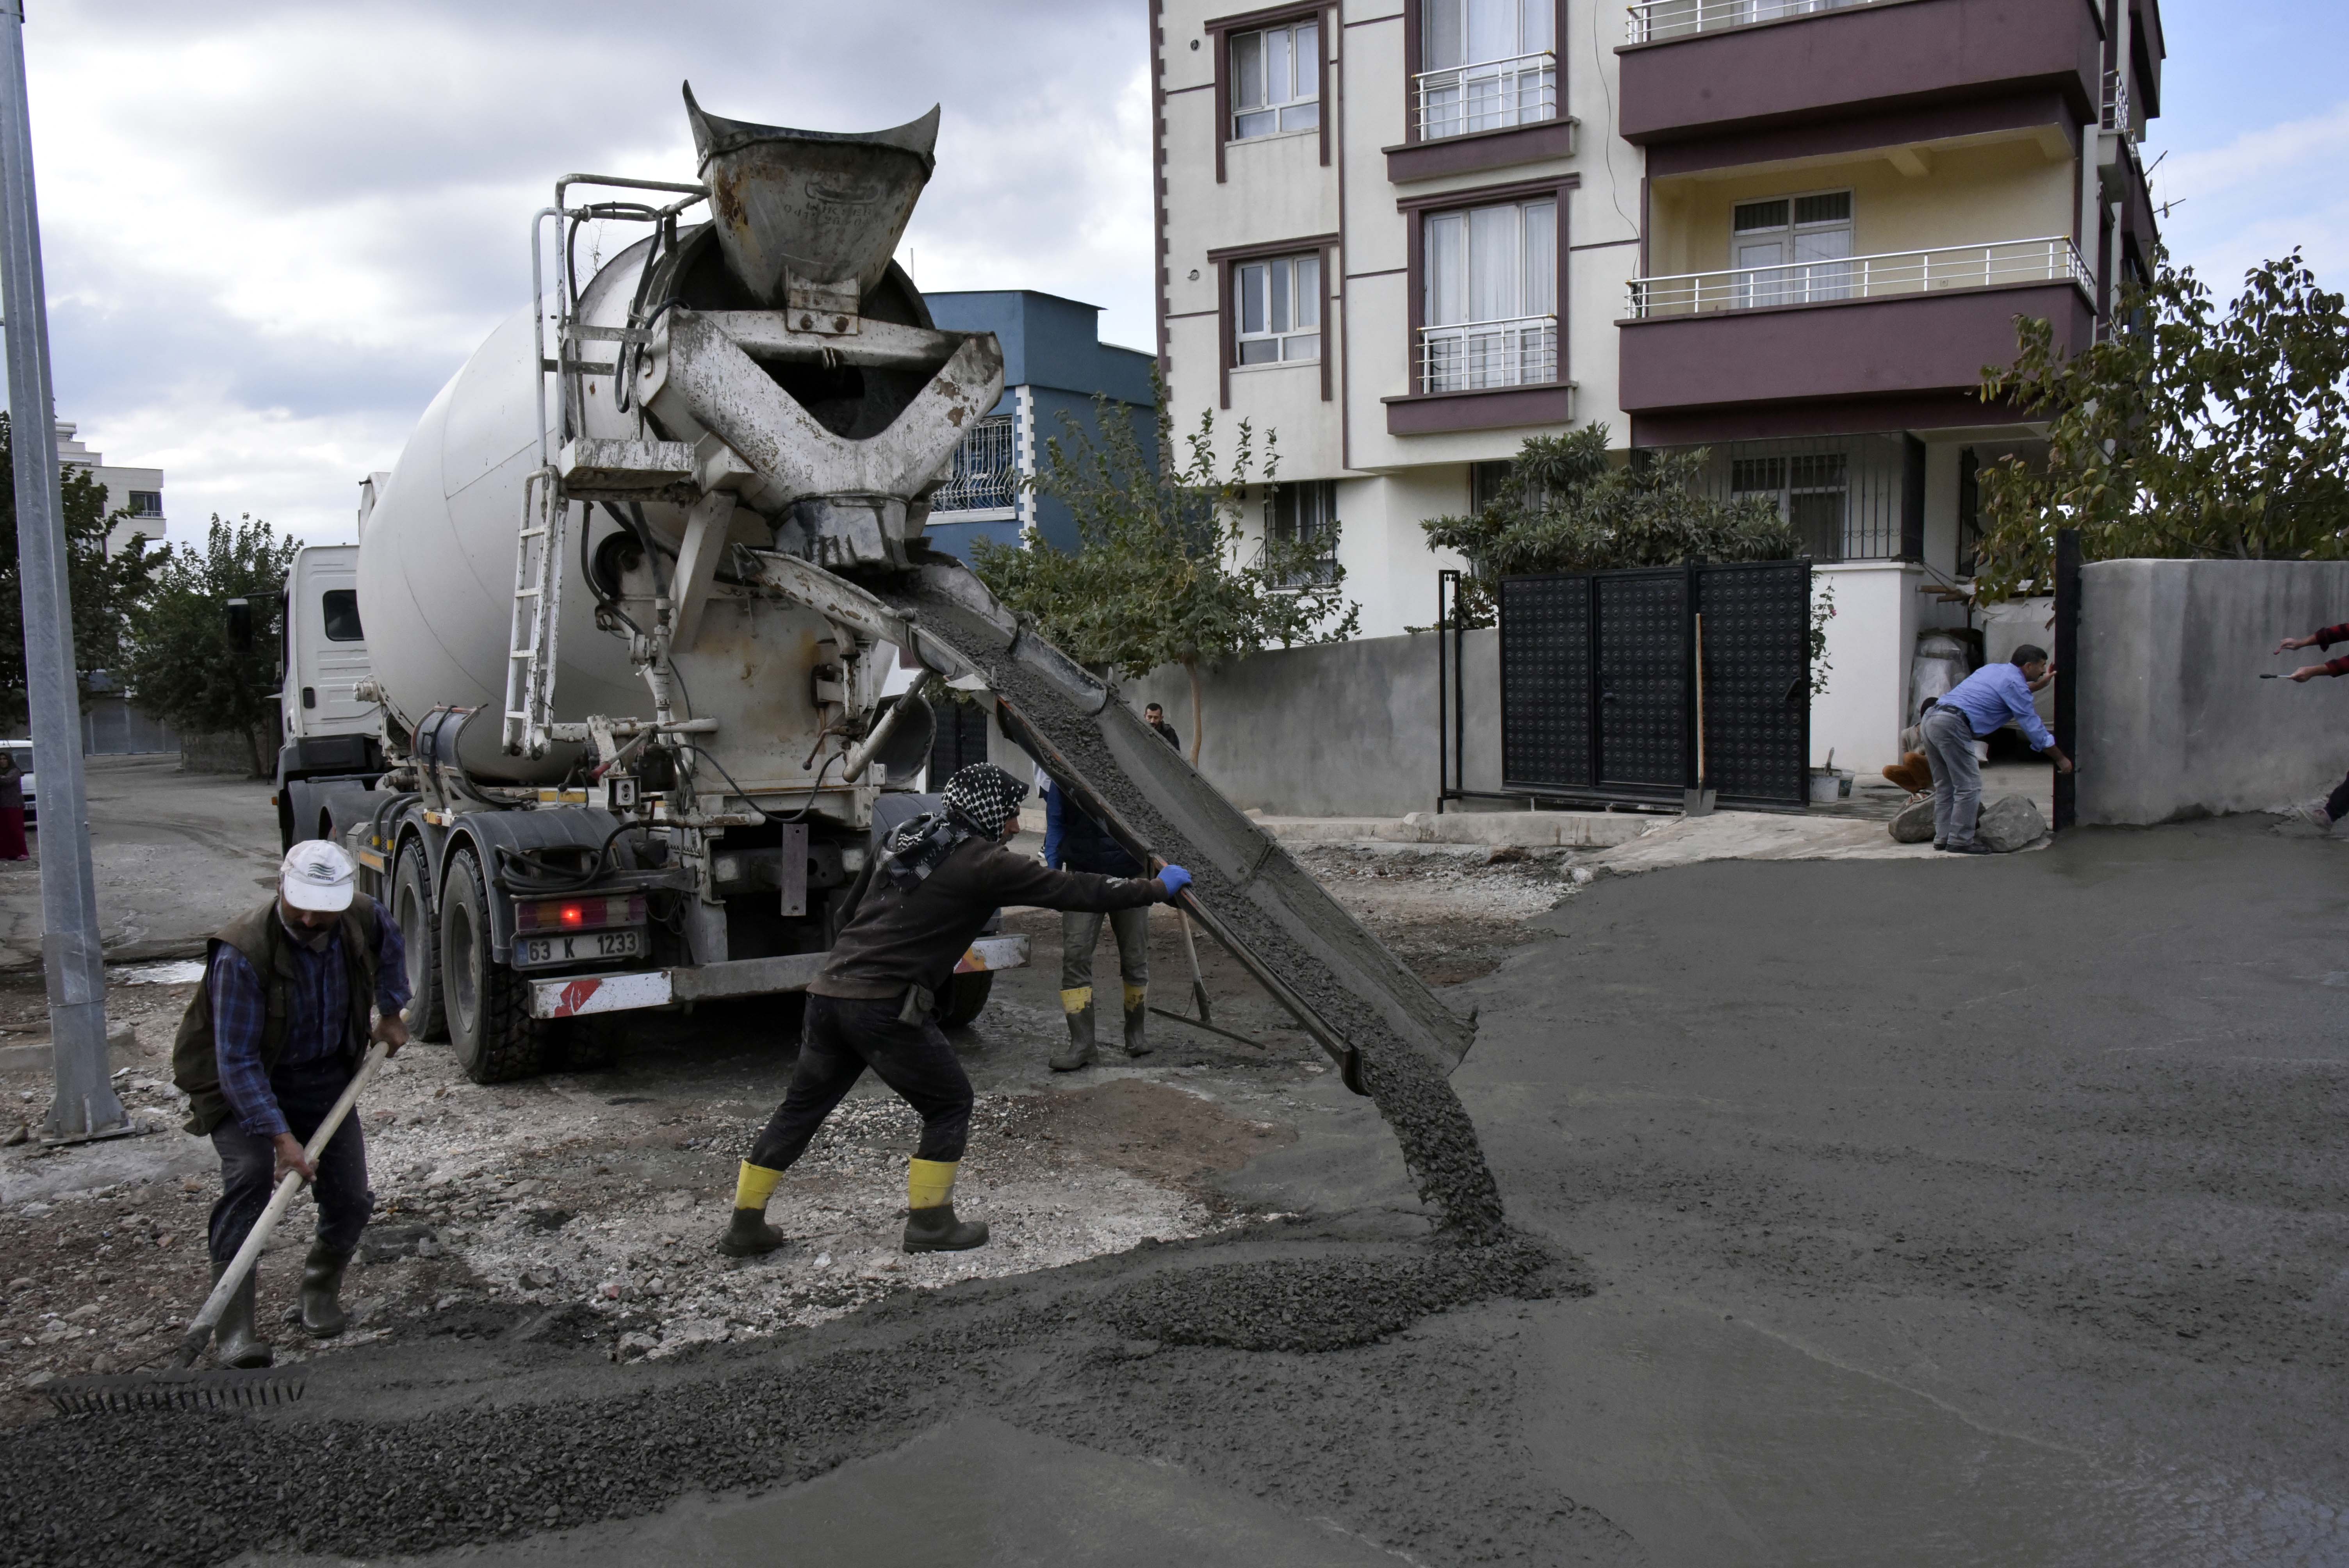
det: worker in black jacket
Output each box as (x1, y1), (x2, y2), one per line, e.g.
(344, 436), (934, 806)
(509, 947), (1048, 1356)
(718, 764), (1190, 1257)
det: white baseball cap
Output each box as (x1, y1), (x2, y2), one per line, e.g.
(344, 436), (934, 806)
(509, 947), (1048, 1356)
(281, 840), (356, 912)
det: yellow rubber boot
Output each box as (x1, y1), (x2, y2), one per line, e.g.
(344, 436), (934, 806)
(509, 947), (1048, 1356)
(716, 1160), (788, 1257)
(1051, 986), (1095, 1072)
(904, 1158), (989, 1253)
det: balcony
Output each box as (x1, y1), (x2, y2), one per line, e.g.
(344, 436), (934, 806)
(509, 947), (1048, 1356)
(1617, 236), (2096, 444)
(1617, 0), (2103, 169)
(1416, 51), (1556, 141)
(1628, 236), (2089, 318)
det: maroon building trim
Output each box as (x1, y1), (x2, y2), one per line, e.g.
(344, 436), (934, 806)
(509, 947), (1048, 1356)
(1631, 393), (2032, 447)
(1205, 1), (1334, 183)
(1618, 281), (2096, 426)
(2128, 0), (2165, 114)
(1384, 117), (1577, 183)
(1383, 383), (1577, 436)
(1617, 0), (2102, 149)
(1151, 0), (1172, 377)
(1643, 89), (2076, 181)
(1207, 231), (1342, 408)
(1391, 174), (1578, 438)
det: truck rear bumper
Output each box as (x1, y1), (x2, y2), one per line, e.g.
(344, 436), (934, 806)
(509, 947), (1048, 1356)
(529, 934), (1032, 1021)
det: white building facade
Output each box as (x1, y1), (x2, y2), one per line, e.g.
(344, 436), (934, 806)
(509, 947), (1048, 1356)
(54, 420), (165, 557)
(1151, 0), (2164, 773)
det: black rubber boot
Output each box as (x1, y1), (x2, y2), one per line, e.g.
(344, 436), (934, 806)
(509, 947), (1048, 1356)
(903, 1202), (989, 1253)
(716, 1207), (786, 1258)
(212, 1262), (272, 1370)
(1051, 1003), (1096, 1072)
(298, 1240), (355, 1337)
(1123, 1000), (1151, 1057)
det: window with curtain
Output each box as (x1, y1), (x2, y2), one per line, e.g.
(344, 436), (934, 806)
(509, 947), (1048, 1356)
(1420, 197), (1557, 391)
(1268, 480), (1340, 588)
(1730, 191), (1853, 308)
(1233, 253), (1322, 365)
(1231, 20), (1321, 141)
(1419, 0), (1556, 139)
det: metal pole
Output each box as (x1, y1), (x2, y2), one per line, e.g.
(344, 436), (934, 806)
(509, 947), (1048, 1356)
(0, 0), (123, 1141)
(2053, 527), (2080, 832)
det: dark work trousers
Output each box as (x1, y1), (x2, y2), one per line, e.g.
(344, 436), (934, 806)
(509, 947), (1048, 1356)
(748, 994), (974, 1171)
(207, 1058), (373, 1266)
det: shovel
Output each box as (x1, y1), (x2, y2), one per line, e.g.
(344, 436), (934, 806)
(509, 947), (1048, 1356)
(1176, 908), (1212, 1026)
(47, 1037), (395, 1415)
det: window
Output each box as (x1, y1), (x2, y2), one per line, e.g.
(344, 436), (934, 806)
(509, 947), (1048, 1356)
(1730, 191), (1853, 308)
(1731, 453), (1847, 561)
(1267, 480), (1339, 588)
(1234, 253), (1321, 365)
(1421, 197), (1556, 391)
(1957, 447), (1981, 578)
(321, 589), (364, 643)
(1419, 0), (1556, 140)
(1470, 460), (1514, 515)
(1231, 20), (1320, 140)
(125, 490), (162, 517)
(931, 415), (1017, 513)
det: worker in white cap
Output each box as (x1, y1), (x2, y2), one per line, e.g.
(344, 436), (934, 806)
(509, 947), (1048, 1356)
(169, 839), (410, 1368)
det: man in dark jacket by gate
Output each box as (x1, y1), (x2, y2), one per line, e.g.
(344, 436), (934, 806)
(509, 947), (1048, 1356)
(1041, 771), (1154, 1070)
(719, 764), (1187, 1258)
(173, 840), (409, 1368)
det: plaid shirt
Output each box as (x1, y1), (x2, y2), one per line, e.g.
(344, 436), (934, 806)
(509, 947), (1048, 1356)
(212, 908), (409, 1139)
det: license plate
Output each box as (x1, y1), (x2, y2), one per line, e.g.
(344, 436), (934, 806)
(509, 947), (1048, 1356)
(515, 928), (644, 969)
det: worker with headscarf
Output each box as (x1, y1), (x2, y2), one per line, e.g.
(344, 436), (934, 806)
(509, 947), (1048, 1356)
(718, 764), (1190, 1257)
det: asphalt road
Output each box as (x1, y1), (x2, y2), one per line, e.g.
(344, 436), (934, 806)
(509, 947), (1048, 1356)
(0, 755), (280, 970)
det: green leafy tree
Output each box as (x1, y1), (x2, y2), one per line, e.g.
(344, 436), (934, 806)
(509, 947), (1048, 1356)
(0, 411), (164, 731)
(1420, 424), (1797, 628)
(971, 384), (1359, 762)
(123, 514), (299, 776)
(1973, 247), (2349, 598)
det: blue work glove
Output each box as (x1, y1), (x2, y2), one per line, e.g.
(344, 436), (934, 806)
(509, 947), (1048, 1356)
(1156, 864), (1192, 900)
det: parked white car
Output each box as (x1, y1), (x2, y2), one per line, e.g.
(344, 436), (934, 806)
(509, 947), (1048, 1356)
(1, 739), (31, 823)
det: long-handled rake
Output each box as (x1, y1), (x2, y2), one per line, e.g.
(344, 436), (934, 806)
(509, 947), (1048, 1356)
(46, 1039), (392, 1416)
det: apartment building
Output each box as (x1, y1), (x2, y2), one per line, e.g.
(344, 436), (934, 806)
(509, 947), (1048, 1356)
(1151, 0), (2162, 772)
(54, 420), (166, 556)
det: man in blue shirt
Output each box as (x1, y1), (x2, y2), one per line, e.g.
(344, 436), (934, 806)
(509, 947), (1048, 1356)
(171, 840), (409, 1366)
(1919, 644), (2074, 853)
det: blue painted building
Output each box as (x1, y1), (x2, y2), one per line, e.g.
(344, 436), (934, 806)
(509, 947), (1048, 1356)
(920, 290), (1157, 561)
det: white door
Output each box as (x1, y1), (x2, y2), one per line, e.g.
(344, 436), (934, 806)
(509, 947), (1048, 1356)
(289, 547), (375, 738)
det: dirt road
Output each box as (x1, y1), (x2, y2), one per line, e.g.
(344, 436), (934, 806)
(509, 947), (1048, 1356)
(2, 820), (2344, 1565)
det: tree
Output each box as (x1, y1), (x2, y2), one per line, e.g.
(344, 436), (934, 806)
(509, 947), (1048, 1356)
(970, 383), (1359, 763)
(1973, 247), (2349, 599)
(122, 514), (300, 776)
(0, 411), (164, 731)
(1419, 424), (1797, 628)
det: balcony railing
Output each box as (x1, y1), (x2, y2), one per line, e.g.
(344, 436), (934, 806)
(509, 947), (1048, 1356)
(1415, 50), (1557, 140)
(1419, 314), (1558, 392)
(2100, 68), (2137, 143)
(1626, 0), (1881, 44)
(1626, 237), (2091, 319)
(929, 414), (1017, 513)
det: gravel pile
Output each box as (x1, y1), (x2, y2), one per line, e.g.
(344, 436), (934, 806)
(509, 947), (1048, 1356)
(900, 590), (1508, 1242)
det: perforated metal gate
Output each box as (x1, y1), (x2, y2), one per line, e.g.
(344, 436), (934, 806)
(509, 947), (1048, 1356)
(1498, 560), (1811, 809)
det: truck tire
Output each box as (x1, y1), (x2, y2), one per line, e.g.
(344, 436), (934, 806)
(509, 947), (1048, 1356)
(440, 847), (549, 1083)
(391, 841), (447, 1042)
(940, 970), (993, 1028)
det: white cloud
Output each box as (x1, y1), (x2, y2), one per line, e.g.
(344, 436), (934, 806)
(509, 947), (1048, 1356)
(2151, 102), (2349, 299)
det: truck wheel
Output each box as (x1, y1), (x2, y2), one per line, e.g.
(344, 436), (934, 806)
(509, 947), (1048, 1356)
(440, 847), (549, 1083)
(940, 971), (993, 1028)
(391, 841), (447, 1042)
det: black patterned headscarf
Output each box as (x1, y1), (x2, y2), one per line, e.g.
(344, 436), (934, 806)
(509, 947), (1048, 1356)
(941, 763), (1029, 838)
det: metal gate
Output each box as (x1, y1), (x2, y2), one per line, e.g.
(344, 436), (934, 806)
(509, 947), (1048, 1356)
(1490, 560), (1810, 809)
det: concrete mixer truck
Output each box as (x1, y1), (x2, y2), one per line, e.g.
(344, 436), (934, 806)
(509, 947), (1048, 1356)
(298, 86), (1481, 1108)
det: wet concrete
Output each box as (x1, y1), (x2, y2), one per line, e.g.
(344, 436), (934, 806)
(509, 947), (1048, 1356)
(6, 816), (2344, 1565)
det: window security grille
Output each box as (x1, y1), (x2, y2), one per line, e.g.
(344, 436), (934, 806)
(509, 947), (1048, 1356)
(930, 415), (1017, 513)
(1267, 480), (1340, 588)
(1232, 21), (1321, 140)
(1235, 253), (1322, 364)
(1703, 435), (1907, 561)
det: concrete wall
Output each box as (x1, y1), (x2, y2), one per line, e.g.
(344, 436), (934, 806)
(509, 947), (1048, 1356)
(1115, 629), (1500, 820)
(2078, 560), (2349, 825)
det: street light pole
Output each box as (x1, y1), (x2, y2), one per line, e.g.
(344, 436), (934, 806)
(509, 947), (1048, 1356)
(0, 0), (123, 1141)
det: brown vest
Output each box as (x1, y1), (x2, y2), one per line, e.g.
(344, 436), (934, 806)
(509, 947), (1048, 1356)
(171, 895), (381, 1135)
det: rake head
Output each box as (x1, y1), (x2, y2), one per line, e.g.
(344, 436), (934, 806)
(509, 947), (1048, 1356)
(45, 1367), (307, 1417)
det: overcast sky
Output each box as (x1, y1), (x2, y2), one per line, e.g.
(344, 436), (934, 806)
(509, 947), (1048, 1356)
(8, 0), (2343, 545)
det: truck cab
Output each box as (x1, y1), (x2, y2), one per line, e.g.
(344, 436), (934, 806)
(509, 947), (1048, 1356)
(275, 543), (384, 848)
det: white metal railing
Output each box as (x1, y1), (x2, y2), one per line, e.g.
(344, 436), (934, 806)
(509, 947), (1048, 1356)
(1626, 236), (2091, 318)
(929, 414), (1017, 513)
(2101, 68), (2137, 143)
(1415, 50), (1557, 140)
(1419, 314), (1558, 392)
(1627, 0), (1880, 44)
